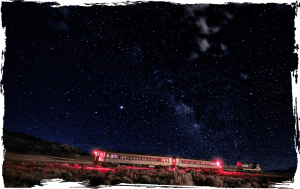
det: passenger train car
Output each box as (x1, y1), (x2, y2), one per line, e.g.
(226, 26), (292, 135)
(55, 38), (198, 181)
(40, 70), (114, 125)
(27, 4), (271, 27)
(93, 149), (222, 171)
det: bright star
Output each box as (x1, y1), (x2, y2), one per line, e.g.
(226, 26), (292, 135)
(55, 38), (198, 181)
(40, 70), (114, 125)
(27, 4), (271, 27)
(120, 106), (124, 109)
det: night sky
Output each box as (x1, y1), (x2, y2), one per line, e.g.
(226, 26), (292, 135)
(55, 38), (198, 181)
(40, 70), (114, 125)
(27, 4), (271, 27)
(1, 2), (298, 171)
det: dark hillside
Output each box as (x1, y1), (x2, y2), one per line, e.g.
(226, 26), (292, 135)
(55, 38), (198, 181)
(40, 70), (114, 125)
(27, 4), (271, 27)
(266, 167), (297, 175)
(3, 129), (90, 159)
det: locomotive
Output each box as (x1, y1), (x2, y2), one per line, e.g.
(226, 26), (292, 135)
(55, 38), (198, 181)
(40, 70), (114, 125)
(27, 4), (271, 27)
(93, 149), (222, 171)
(223, 162), (261, 173)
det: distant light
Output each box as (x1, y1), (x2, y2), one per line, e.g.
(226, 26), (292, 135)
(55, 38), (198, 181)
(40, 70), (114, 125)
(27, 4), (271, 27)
(216, 161), (220, 166)
(120, 106), (124, 109)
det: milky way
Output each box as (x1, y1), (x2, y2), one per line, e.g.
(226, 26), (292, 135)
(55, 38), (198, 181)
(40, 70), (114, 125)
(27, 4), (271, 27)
(2, 2), (298, 171)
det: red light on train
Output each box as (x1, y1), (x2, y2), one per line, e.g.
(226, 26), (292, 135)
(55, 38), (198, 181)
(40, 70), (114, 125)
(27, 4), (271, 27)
(216, 161), (220, 166)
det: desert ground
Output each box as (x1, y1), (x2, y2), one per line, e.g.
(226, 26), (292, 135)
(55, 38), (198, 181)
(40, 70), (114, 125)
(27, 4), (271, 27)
(2, 151), (295, 188)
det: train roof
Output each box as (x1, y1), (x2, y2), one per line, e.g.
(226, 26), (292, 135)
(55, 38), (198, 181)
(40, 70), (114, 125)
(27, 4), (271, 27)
(94, 149), (173, 157)
(94, 148), (216, 162)
(240, 162), (258, 165)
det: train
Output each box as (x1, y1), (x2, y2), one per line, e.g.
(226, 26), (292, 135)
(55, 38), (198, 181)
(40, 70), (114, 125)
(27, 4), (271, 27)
(93, 149), (221, 171)
(93, 149), (261, 172)
(92, 149), (261, 173)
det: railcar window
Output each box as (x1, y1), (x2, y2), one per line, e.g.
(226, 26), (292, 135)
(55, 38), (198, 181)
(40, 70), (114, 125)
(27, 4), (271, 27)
(110, 154), (119, 158)
(107, 154), (110, 158)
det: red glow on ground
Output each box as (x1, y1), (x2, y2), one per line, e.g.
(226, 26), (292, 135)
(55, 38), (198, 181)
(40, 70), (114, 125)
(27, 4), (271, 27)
(124, 166), (154, 170)
(219, 170), (245, 175)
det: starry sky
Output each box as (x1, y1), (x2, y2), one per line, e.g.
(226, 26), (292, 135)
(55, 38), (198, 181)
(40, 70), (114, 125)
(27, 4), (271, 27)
(1, 2), (298, 171)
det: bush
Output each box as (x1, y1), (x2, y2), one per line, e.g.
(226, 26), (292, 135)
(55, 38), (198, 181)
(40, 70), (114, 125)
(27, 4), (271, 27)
(211, 176), (224, 187)
(33, 167), (45, 172)
(3, 168), (18, 178)
(140, 175), (151, 183)
(49, 168), (62, 178)
(192, 172), (206, 185)
(251, 181), (260, 188)
(172, 172), (194, 186)
(20, 172), (41, 186)
(72, 169), (79, 175)
(3, 181), (29, 188)
(119, 176), (133, 184)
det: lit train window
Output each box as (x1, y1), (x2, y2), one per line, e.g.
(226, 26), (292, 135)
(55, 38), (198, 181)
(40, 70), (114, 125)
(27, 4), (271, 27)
(111, 154), (118, 158)
(107, 154), (110, 157)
